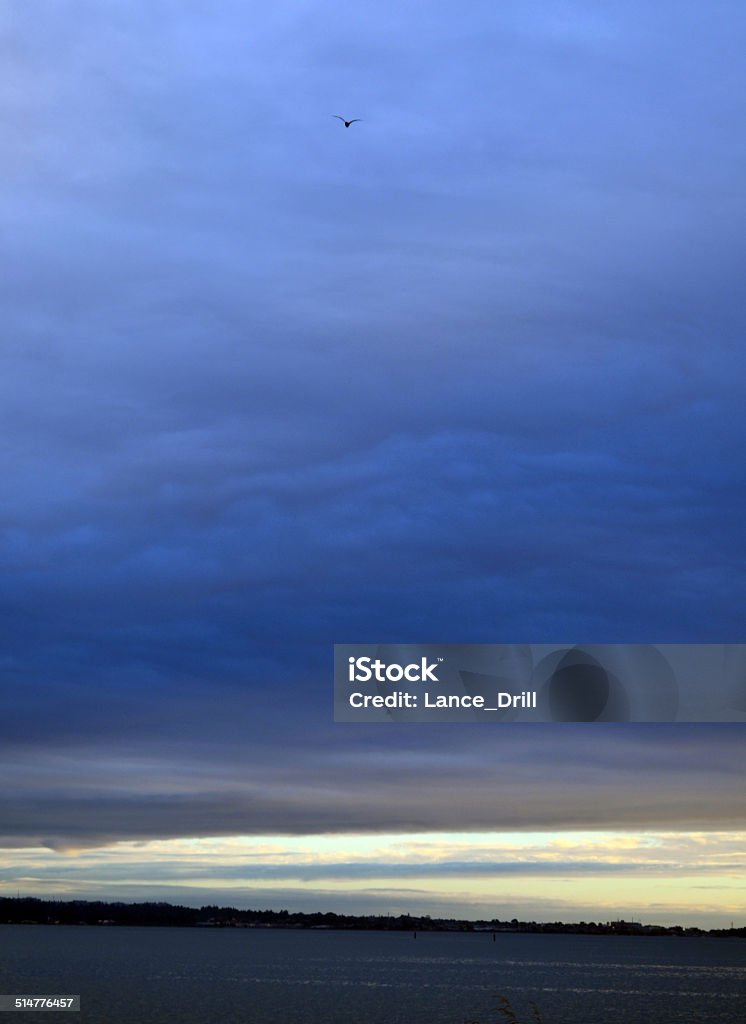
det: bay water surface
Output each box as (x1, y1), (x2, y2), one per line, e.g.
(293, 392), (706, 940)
(0, 925), (743, 1023)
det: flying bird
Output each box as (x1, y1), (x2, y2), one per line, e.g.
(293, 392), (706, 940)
(333, 116), (362, 128)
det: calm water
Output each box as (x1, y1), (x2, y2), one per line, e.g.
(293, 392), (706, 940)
(0, 926), (743, 1023)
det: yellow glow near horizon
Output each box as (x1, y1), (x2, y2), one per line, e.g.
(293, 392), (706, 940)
(2, 830), (744, 927)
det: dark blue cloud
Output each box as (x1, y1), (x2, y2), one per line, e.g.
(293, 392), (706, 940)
(0, 1), (744, 852)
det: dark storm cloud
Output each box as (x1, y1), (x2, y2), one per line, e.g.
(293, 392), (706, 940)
(1, 726), (744, 848)
(1, 1), (745, 850)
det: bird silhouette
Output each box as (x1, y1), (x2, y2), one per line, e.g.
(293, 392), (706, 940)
(333, 116), (362, 128)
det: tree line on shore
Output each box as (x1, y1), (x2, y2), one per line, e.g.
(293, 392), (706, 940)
(1, 897), (743, 937)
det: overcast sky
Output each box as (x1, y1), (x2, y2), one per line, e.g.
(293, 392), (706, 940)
(1, 1), (745, 924)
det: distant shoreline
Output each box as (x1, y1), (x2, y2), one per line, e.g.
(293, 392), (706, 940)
(2, 897), (743, 938)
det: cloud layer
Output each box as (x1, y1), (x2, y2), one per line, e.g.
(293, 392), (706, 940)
(0, 0), (744, 902)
